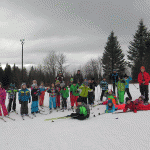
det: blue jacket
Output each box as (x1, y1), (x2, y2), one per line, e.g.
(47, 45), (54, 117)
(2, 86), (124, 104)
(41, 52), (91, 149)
(105, 104), (116, 113)
(124, 76), (132, 88)
(18, 88), (31, 102)
(100, 80), (108, 90)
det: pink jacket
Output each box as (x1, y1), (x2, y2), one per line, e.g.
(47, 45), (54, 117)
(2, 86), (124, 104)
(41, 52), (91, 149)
(0, 88), (6, 104)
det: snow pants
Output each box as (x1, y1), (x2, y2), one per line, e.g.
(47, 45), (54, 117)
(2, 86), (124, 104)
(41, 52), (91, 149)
(70, 92), (73, 102)
(71, 95), (78, 107)
(49, 96), (56, 109)
(39, 92), (45, 106)
(88, 92), (94, 105)
(140, 85), (149, 102)
(20, 101), (28, 115)
(118, 90), (125, 104)
(124, 88), (132, 99)
(70, 113), (89, 120)
(0, 103), (8, 116)
(31, 101), (38, 113)
(56, 95), (60, 107)
(62, 97), (67, 108)
(7, 98), (16, 112)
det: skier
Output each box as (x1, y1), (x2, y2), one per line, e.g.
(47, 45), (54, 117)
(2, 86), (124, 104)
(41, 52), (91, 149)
(31, 84), (41, 114)
(55, 71), (64, 83)
(60, 83), (69, 110)
(100, 77), (108, 101)
(0, 82), (8, 117)
(47, 83), (58, 111)
(124, 74), (132, 100)
(67, 97), (90, 120)
(70, 81), (80, 109)
(105, 99), (116, 113)
(39, 81), (47, 107)
(7, 83), (18, 114)
(116, 75), (127, 104)
(138, 66), (150, 105)
(88, 79), (95, 106)
(31, 80), (37, 90)
(123, 97), (137, 113)
(78, 81), (93, 104)
(109, 69), (119, 95)
(74, 70), (84, 86)
(18, 83), (31, 117)
(55, 80), (61, 109)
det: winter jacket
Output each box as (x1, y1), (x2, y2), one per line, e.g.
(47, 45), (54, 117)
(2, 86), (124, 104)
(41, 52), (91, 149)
(124, 76), (132, 88)
(55, 76), (64, 83)
(31, 84), (38, 90)
(134, 99), (144, 105)
(135, 103), (150, 110)
(138, 71), (150, 86)
(7, 87), (18, 99)
(79, 85), (92, 97)
(110, 73), (119, 84)
(39, 86), (47, 95)
(31, 88), (40, 101)
(18, 88), (31, 102)
(100, 80), (108, 90)
(47, 87), (57, 97)
(74, 73), (83, 84)
(76, 103), (90, 117)
(56, 86), (61, 95)
(123, 101), (137, 113)
(105, 104), (116, 113)
(0, 88), (6, 105)
(89, 83), (96, 91)
(60, 87), (69, 98)
(70, 84), (80, 96)
(116, 79), (127, 92)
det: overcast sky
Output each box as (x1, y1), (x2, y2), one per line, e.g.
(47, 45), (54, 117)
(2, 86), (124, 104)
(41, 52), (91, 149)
(0, 0), (150, 73)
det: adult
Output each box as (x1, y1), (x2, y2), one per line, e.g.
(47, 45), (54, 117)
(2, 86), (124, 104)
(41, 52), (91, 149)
(74, 70), (83, 86)
(138, 66), (150, 104)
(109, 69), (119, 95)
(55, 71), (64, 83)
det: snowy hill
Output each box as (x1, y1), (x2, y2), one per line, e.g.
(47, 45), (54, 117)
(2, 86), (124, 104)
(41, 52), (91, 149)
(1, 84), (150, 150)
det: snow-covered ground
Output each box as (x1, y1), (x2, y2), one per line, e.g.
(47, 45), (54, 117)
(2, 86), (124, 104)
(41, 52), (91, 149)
(1, 84), (150, 150)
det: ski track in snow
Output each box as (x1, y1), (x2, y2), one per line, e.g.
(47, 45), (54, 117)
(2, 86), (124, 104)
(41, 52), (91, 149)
(1, 84), (150, 150)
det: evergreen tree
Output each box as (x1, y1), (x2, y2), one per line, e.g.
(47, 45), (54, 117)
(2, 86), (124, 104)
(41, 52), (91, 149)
(127, 19), (149, 82)
(0, 63), (4, 85)
(102, 31), (125, 82)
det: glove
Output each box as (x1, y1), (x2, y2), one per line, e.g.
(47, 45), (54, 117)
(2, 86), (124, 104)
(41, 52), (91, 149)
(19, 100), (22, 104)
(105, 110), (108, 113)
(29, 99), (31, 103)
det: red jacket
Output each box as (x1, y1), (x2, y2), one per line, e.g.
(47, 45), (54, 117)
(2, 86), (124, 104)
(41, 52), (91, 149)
(135, 103), (150, 110)
(138, 71), (149, 86)
(123, 101), (137, 113)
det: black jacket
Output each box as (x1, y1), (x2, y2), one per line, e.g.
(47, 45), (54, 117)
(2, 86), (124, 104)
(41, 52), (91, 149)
(74, 74), (83, 84)
(31, 89), (40, 101)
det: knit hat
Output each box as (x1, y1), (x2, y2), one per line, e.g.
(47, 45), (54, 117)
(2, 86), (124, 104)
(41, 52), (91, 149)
(119, 75), (123, 79)
(124, 74), (128, 78)
(125, 97), (131, 103)
(139, 95), (145, 100)
(70, 78), (73, 82)
(73, 81), (77, 84)
(140, 66), (145, 70)
(92, 78), (95, 81)
(55, 80), (60, 84)
(60, 82), (65, 87)
(21, 83), (26, 89)
(77, 97), (82, 102)
(108, 99), (112, 104)
(113, 69), (116, 71)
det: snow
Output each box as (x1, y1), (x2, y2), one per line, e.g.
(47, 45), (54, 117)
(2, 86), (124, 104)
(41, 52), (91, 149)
(1, 84), (150, 150)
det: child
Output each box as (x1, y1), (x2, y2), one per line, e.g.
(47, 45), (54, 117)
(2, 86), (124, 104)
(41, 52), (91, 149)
(100, 77), (108, 101)
(31, 80), (37, 90)
(105, 99), (116, 113)
(60, 84), (69, 110)
(47, 83), (57, 111)
(67, 97), (90, 120)
(123, 97), (137, 113)
(31, 84), (41, 114)
(78, 81), (93, 104)
(70, 81), (80, 109)
(55, 80), (61, 109)
(116, 75), (127, 104)
(7, 83), (18, 114)
(18, 83), (31, 116)
(88, 79), (95, 105)
(124, 74), (132, 99)
(39, 82), (47, 107)
(0, 82), (8, 117)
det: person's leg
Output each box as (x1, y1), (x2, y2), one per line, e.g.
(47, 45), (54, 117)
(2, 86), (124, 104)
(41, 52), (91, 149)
(113, 83), (116, 94)
(71, 95), (74, 107)
(25, 101), (28, 115)
(49, 97), (52, 109)
(57, 95), (60, 107)
(126, 88), (132, 99)
(75, 96), (78, 107)
(144, 85), (148, 103)
(53, 97), (56, 108)
(35, 101), (39, 112)
(2, 103), (8, 116)
(120, 91), (125, 104)
(140, 85), (144, 96)
(21, 102), (24, 115)
(118, 90), (121, 103)
(39, 95), (42, 106)
(7, 98), (13, 112)
(13, 97), (16, 111)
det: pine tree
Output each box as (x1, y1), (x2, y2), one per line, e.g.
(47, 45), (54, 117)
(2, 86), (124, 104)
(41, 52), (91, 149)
(102, 31), (125, 82)
(0, 63), (4, 85)
(127, 19), (149, 82)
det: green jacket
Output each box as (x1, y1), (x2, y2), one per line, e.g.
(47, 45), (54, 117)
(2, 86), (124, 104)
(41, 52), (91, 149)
(76, 103), (90, 117)
(116, 79), (127, 92)
(70, 84), (80, 96)
(60, 87), (69, 98)
(79, 85), (92, 97)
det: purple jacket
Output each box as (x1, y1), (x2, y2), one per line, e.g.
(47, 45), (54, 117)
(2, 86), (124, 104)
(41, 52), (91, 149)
(0, 88), (6, 104)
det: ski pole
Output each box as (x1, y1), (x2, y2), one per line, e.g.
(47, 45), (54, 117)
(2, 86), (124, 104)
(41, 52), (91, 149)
(133, 84), (139, 90)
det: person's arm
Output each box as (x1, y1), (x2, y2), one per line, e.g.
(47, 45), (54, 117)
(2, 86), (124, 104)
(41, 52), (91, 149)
(128, 76), (132, 82)
(145, 73), (150, 84)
